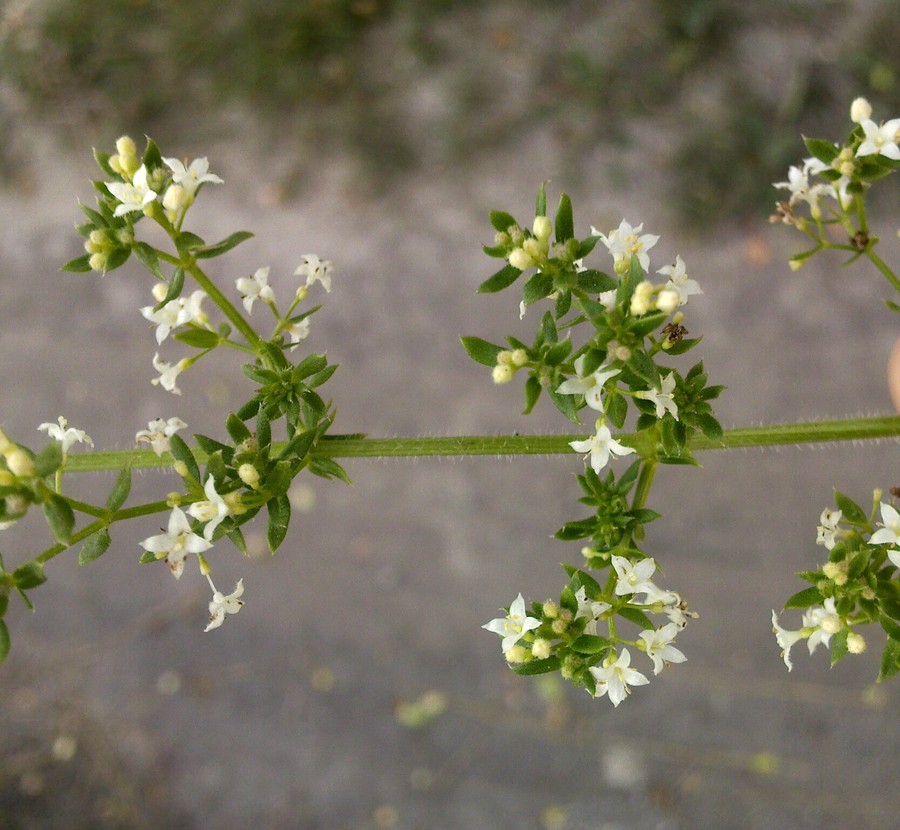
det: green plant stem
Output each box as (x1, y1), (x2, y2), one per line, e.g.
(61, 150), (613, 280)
(866, 248), (900, 295)
(61, 415), (900, 472)
(185, 261), (264, 350)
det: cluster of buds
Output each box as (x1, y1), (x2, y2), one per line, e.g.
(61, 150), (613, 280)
(491, 348), (528, 384)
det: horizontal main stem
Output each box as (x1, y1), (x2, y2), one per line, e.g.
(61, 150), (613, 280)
(62, 415), (900, 471)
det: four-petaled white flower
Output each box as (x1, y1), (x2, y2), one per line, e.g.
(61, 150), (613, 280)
(38, 416), (94, 454)
(634, 372), (678, 420)
(639, 623), (687, 675)
(204, 575), (245, 632)
(139, 506), (213, 579)
(482, 592), (541, 654)
(569, 423), (635, 474)
(803, 598), (840, 655)
(286, 318), (311, 348)
(556, 355), (621, 411)
(105, 164), (158, 217)
(135, 416), (187, 456)
(611, 554), (657, 596)
(187, 475), (232, 541)
(589, 648), (649, 706)
(815, 508), (842, 551)
(236, 267), (277, 314)
(773, 159), (834, 214)
(140, 290), (207, 344)
(591, 220), (659, 272)
(151, 353), (189, 395)
(771, 610), (805, 671)
(162, 156), (224, 197)
(574, 586), (611, 636)
(856, 118), (900, 160)
(870, 502), (900, 568)
(295, 254), (333, 293)
(656, 256), (702, 306)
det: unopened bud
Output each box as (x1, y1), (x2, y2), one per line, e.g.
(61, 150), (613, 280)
(173, 460), (189, 478)
(822, 561), (848, 586)
(788, 256), (806, 272)
(657, 287), (680, 314)
(162, 184), (191, 213)
(850, 97), (872, 124)
(846, 632), (866, 654)
(820, 614), (842, 635)
(152, 282), (169, 303)
(839, 160), (856, 177)
(551, 618), (568, 635)
(0, 427), (12, 455)
(492, 364), (515, 384)
(6, 449), (34, 478)
(238, 463), (260, 489)
(88, 253), (108, 272)
(197, 552), (211, 576)
(532, 638), (552, 660)
(166, 492), (182, 507)
(522, 237), (544, 260)
(508, 248), (534, 271)
(613, 345), (631, 361)
(542, 600), (559, 619)
(295, 285), (309, 302)
(510, 349), (528, 367)
(505, 645), (528, 664)
(861, 586), (875, 601)
(532, 215), (552, 242)
(224, 492), (247, 514)
(494, 231), (510, 247)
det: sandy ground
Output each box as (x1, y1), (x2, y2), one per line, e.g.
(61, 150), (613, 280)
(0, 112), (898, 830)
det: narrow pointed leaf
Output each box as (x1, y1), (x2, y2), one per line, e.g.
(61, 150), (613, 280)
(79, 529), (112, 565)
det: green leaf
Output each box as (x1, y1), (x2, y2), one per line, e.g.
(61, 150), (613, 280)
(802, 137), (839, 164)
(783, 586), (824, 610)
(829, 628), (849, 666)
(42, 495), (74, 544)
(105, 465), (132, 511)
(167, 434), (200, 483)
(523, 271), (554, 304)
(460, 336), (504, 367)
(61, 254), (93, 273)
(309, 457), (352, 484)
(626, 350), (659, 385)
(0, 621), (9, 666)
(576, 269), (617, 293)
(79, 529), (112, 565)
(616, 605), (653, 630)
(694, 413), (723, 440)
(523, 375), (542, 415)
(291, 353), (328, 382)
(544, 339), (572, 367)
(174, 231), (205, 256)
(834, 491), (867, 525)
(33, 442), (63, 477)
(570, 634), (611, 655)
(142, 137), (163, 169)
(226, 412), (252, 444)
(256, 409), (272, 450)
(174, 329), (221, 349)
(13, 561), (47, 590)
(628, 311), (668, 338)
(510, 656), (560, 676)
(877, 636), (900, 682)
(664, 336), (702, 356)
(535, 183), (547, 217)
(554, 192), (574, 242)
(153, 268), (185, 311)
(194, 231), (254, 259)
(139, 550), (158, 564)
(194, 434), (232, 458)
(266, 494), (291, 553)
(132, 242), (164, 279)
(489, 210), (517, 233)
(607, 393), (628, 429)
(477, 264), (521, 294)
(548, 389), (580, 424)
(92, 148), (117, 178)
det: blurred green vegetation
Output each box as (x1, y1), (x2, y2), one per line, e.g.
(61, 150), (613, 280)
(0, 0), (896, 224)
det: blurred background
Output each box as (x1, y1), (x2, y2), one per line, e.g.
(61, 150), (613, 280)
(0, 1), (898, 828)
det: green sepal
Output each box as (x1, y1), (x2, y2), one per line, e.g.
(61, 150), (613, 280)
(459, 337), (504, 366)
(42, 495), (74, 544)
(535, 183), (547, 217)
(570, 634), (611, 655)
(554, 193), (574, 242)
(105, 465), (132, 511)
(510, 656), (560, 676)
(167, 434), (201, 483)
(105, 248), (132, 272)
(0, 620), (9, 666)
(133, 242), (165, 280)
(61, 254), (93, 273)
(878, 636), (900, 682)
(616, 605), (653, 630)
(193, 231), (254, 259)
(226, 412), (252, 444)
(266, 494), (291, 553)
(783, 586), (824, 610)
(477, 263), (521, 294)
(174, 328), (220, 349)
(242, 363), (280, 384)
(13, 561), (47, 590)
(607, 393), (628, 430)
(829, 628), (849, 666)
(555, 519), (595, 541)
(489, 210), (517, 233)
(833, 491), (867, 525)
(34, 442), (64, 477)
(79, 528), (112, 565)
(631, 508), (661, 524)
(139, 550), (158, 564)
(523, 375), (542, 414)
(153, 268), (185, 311)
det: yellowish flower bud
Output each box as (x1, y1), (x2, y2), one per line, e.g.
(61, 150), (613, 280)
(657, 287), (680, 314)
(542, 600), (559, 619)
(173, 460), (189, 478)
(510, 349), (528, 367)
(508, 247), (534, 271)
(115, 135), (137, 159)
(532, 638), (552, 660)
(839, 160), (856, 177)
(197, 552), (211, 576)
(492, 364), (515, 384)
(551, 618), (568, 635)
(505, 645), (528, 664)
(0, 471), (14, 486)
(88, 253), (108, 272)
(861, 586), (875, 601)
(496, 350), (515, 366)
(295, 285), (309, 302)
(152, 282), (169, 303)
(532, 215), (552, 242)
(613, 345), (631, 361)
(850, 97), (872, 124)
(788, 257), (806, 272)
(224, 492), (247, 515)
(6, 449), (34, 478)
(166, 492), (182, 507)
(822, 561), (848, 586)
(846, 632), (866, 654)
(163, 184), (192, 214)
(522, 237), (545, 260)
(238, 463), (261, 490)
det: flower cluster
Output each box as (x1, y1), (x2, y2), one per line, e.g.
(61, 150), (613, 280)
(773, 491), (900, 679)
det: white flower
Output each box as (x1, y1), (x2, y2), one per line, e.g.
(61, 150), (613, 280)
(870, 501), (900, 553)
(139, 506), (212, 579)
(856, 118), (900, 160)
(611, 555), (657, 596)
(815, 508), (842, 551)
(569, 423), (635, 474)
(597, 289), (617, 310)
(236, 267), (276, 314)
(37, 416), (93, 454)
(105, 164), (157, 217)
(774, 160), (834, 215)
(140, 290), (207, 344)
(204, 575), (245, 632)
(151, 353), (188, 395)
(162, 156), (224, 197)
(286, 318), (311, 347)
(589, 648), (649, 706)
(591, 220), (659, 272)
(482, 592), (541, 654)
(803, 598), (840, 655)
(639, 623), (687, 675)
(187, 475), (232, 541)
(634, 372), (678, 420)
(135, 417), (187, 456)
(656, 256), (702, 306)
(771, 610), (805, 671)
(556, 355), (621, 411)
(574, 586), (611, 636)
(294, 255), (333, 293)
